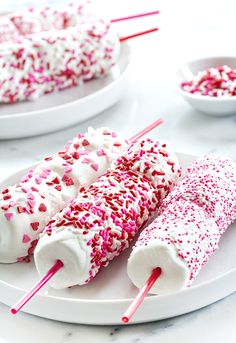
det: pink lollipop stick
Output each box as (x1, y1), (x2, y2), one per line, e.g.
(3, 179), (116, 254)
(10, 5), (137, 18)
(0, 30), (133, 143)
(111, 10), (160, 23)
(122, 267), (162, 323)
(130, 118), (163, 143)
(119, 28), (159, 42)
(11, 259), (64, 315)
(10, 119), (163, 315)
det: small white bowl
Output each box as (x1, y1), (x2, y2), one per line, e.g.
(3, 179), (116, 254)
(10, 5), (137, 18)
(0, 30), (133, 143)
(175, 56), (236, 116)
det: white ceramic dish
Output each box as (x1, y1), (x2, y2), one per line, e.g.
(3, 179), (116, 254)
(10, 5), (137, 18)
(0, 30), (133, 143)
(0, 152), (236, 325)
(175, 56), (236, 116)
(0, 44), (130, 140)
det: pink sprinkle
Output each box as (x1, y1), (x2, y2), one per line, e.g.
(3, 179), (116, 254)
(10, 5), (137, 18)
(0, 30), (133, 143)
(82, 158), (90, 164)
(65, 166), (72, 173)
(40, 173), (48, 179)
(31, 186), (39, 192)
(91, 163), (99, 172)
(21, 177), (29, 183)
(82, 139), (90, 146)
(35, 177), (42, 184)
(97, 149), (106, 157)
(17, 257), (24, 263)
(4, 212), (13, 221)
(22, 234), (31, 243)
(28, 200), (36, 208)
(27, 193), (35, 200)
(79, 151), (89, 156)
(21, 187), (28, 193)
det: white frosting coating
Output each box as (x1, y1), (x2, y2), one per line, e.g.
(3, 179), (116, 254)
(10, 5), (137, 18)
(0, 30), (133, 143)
(127, 155), (236, 295)
(0, 2), (119, 103)
(0, 127), (127, 263)
(35, 140), (181, 289)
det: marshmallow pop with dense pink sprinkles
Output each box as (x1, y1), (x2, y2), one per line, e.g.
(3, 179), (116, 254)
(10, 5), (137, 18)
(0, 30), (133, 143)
(34, 139), (180, 289)
(127, 154), (236, 295)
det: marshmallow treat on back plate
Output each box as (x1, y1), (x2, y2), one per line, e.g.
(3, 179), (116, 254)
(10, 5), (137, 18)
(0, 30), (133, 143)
(0, 2), (120, 103)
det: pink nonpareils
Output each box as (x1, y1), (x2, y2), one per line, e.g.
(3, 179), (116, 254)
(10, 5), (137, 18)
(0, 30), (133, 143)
(181, 65), (236, 97)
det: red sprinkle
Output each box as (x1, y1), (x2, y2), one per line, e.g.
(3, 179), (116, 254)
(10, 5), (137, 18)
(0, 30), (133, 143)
(39, 203), (47, 212)
(30, 222), (40, 231)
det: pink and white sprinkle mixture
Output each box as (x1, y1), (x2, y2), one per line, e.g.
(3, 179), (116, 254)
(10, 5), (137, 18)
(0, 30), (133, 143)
(0, 127), (127, 263)
(0, 2), (119, 103)
(134, 155), (236, 284)
(37, 139), (180, 287)
(181, 65), (236, 97)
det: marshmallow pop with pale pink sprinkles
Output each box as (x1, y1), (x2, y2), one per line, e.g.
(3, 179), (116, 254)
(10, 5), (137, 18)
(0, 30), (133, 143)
(0, 127), (127, 263)
(128, 155), (236, 295)
(0, 2), (119, 103)
(34, 138), (180, 289)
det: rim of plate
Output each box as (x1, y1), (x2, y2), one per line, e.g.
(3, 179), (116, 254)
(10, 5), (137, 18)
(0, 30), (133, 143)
(1, 265), (236, 305)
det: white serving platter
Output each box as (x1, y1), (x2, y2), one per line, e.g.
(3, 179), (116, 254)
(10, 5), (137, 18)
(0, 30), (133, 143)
(0, 44), (130, 139)
(0, 152), (236, 325)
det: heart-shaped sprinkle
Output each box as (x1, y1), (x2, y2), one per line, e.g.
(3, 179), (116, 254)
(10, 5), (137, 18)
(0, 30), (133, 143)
(82, 139), (90, 146)
(39, 203), (47, 212)
(97, 149), (106, 157)
(17, 206), (25, 213)
(72, 151), (80, 159)
(22, 234), (31, 243)
(62, 174), (74, 186)
(52, 177), (60, 184)
(55, 185), (62, 191)
(35, 177), (42, 184)
(30, 222), (39, 231)
(4, 212), (13, 221)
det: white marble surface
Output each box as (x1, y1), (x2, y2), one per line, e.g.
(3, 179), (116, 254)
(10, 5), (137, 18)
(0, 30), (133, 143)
(1, 0), (236, 341)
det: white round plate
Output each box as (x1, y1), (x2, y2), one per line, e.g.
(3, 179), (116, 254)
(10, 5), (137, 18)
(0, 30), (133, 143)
(0, 152), (236, 325)
(0, 44), (130, 139)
